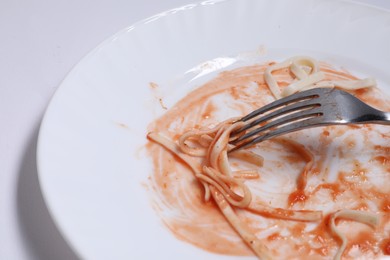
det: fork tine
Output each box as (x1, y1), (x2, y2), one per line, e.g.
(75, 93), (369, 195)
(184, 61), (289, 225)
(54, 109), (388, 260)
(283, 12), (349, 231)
(230, 116), (324, 152)
(240, 87), (325, 122)
(231, 107), (323, 145)
(235, 98), (321, 134)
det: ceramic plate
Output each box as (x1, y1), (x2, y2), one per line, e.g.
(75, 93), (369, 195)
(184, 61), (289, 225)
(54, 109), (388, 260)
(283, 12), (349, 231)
(37, 0), (390, 259)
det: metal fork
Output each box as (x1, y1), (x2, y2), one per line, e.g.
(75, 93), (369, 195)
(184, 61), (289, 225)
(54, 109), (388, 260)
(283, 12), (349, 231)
(229, 87), (390, 152)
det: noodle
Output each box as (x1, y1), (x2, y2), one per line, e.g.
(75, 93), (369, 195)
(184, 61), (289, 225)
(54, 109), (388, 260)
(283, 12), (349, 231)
(329, 210), (379, 260)
(263, 56), (376, 99)
(147, 56), (387, 259)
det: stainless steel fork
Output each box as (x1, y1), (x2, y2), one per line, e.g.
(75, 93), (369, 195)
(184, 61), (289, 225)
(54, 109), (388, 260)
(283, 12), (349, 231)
(229, 87), (390, 151)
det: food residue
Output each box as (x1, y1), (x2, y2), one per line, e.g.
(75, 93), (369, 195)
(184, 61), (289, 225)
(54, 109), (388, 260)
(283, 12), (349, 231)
(145, 57), (390, 259)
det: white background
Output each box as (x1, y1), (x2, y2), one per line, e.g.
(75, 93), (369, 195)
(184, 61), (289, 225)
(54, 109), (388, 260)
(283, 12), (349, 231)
(1, 0), (389, 259)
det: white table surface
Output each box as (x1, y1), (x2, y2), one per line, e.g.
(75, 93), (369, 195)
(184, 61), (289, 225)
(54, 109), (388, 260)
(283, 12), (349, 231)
(1, 0), (389, 259)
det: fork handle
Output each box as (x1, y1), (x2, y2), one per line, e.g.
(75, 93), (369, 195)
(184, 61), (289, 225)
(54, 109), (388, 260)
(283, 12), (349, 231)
(360, 111), (390, 125)
(379, 112), (390, 124)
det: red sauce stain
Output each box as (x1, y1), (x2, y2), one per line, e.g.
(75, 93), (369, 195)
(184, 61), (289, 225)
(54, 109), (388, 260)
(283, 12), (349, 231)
(201, 101), (217, 119)
(312, 183), (343, 201)
(267, 233), (282, 241)
(374, 155), (389, 166)
(348, 160), (368, 182)
(375, 145), (390, 153)
(337, 172), (355, 189)
(309, 215), (336, 258)
(291, 223), (306, 237)
(288, 190), (307, 206)
(229, 87), (241, 100)
(347, 231), (376, 253)
(322, 130), (330, 137)
(381, 239), (390, 255)
(381, 198), (390, 212)
(172, 133), (181, 141)
(281, 154), (303, 164)
(355, 87), (369, 97)
(314, 246), (329, 256)
(229, 86), (252, 100)
(353, 202), (369, 211)
(314, 214), (332, 234)
(347, 124), (362, 130)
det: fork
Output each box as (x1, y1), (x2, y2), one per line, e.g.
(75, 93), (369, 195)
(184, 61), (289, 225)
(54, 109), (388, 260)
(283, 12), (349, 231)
(229, 87), (390, 152)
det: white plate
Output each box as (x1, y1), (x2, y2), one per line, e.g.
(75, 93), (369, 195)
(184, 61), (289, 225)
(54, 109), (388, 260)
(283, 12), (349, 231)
(37, 0), (390, 259)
